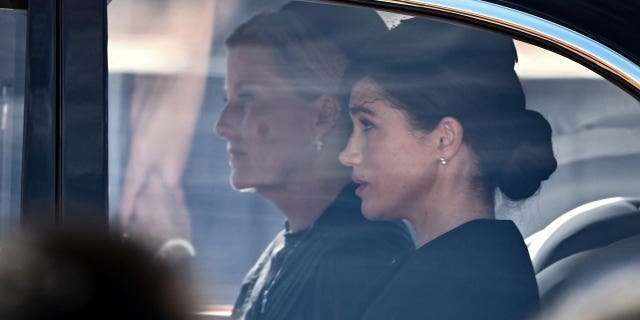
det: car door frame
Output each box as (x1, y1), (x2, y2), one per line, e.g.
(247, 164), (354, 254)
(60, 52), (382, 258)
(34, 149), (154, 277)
(21, 0), (108, 230)
(16, 0), (640, 233)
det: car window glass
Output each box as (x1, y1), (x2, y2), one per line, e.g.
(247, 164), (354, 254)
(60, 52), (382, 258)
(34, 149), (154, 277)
(501, 40), (640, 235)
(0, 8), (26, 239)
(107, 0), (640, 312)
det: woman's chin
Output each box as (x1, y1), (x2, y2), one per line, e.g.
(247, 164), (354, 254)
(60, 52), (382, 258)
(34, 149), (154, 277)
(229, 174), (257, 192)
(361, 204), (386, 221)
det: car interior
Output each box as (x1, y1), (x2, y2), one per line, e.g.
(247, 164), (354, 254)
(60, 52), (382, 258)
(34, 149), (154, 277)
(2, 1), (639, 318)
(104, 1), (640, 312)
(510, 76), (640, 305)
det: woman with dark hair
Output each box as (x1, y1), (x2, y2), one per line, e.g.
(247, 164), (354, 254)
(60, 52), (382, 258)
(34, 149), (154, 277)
(215, 3), (412, 320)
(339, 18), (557, 319)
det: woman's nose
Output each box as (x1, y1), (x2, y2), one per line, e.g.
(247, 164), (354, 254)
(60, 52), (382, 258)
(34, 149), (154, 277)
(339, 136), (362, 167)
(214, 104), (239, 139)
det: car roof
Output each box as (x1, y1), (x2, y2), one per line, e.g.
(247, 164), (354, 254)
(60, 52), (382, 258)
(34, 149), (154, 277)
(485, 1), (640, 66)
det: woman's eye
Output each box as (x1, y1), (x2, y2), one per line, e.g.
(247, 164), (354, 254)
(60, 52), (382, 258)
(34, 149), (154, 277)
(238, 91), (254, 100)
(359, 118), (374, 132)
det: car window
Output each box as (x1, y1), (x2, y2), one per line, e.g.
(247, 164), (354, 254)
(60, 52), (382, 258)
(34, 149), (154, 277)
(0, 7), (26, 239)
(501, 40), (640, 236)
(107, 0), (640, 312)
(108, 0), (283, 306)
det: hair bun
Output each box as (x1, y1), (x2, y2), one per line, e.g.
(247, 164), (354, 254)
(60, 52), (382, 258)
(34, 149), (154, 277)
(498, 110), (557, 200)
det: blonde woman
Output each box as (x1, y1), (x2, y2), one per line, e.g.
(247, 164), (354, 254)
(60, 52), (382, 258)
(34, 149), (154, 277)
(215, 4), (412, 320)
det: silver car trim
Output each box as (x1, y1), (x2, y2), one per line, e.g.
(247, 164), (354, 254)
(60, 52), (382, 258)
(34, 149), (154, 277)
(360, 0), (640, 93)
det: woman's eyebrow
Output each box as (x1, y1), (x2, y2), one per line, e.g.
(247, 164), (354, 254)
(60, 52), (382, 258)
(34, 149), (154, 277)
(227, 80), (264, 91)
(349, 105), (375, 116)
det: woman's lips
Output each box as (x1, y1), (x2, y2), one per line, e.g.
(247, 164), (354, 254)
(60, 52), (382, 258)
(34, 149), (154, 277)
(229, 150), (247, 158)
(228, 149), (248, 166)
(352, 176), (369, 196)
(355, 182), (369, 196)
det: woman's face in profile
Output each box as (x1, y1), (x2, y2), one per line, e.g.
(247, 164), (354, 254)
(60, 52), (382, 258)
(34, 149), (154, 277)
(339, 77), (441, 220)
(216, 45), (317, 192)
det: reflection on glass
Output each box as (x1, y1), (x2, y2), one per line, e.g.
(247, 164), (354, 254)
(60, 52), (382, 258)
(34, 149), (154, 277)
(501, 41), (640, 236)
(107, 0), (640, 314)
(217, 3), (414, 319)
(0, 8), (26, 238)
(108, 0), (288, 305)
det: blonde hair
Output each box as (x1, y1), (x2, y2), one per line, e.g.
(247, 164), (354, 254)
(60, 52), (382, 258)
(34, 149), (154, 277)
(225, 11), (347, 101)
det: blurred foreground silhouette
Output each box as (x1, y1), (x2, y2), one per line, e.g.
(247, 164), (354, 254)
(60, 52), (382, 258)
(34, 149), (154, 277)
(0, 230), (195, 320)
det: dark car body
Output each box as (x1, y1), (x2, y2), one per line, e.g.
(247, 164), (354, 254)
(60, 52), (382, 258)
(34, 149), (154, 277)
(2, 0), (639, 319)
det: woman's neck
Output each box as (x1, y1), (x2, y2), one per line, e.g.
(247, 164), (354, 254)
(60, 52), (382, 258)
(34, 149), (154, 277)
(410, 182), (494, 248)
(411, 209), (493, 248)
(259, 173), (351, 232)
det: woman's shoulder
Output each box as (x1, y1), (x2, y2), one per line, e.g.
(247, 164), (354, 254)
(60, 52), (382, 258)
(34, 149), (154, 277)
(412, 219), (532, 274)
(322, 218), (414, 256)
(309, 215), (413, 282)
(419, 219), (524, 252)
(308, 220), (412, 320)
(362, 219), (539, 320)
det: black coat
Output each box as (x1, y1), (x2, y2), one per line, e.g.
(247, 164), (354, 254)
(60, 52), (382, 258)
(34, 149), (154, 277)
(231, 183), (414, 320)
(362, 219), (539, 320)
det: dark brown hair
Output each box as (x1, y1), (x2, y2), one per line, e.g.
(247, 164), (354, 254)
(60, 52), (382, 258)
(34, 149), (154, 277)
(343, 18), (557, 201)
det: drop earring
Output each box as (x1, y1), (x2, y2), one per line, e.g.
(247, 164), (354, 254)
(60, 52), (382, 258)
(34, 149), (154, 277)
(439, 157), (448, 165)
(315, 139), (324, 151)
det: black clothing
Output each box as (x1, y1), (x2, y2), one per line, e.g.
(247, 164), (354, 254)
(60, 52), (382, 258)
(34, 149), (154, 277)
(362, 219), (539, 320)
(231, 183), (414, 320)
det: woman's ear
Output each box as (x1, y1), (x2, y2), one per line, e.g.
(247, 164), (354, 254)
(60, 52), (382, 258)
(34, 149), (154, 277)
(436, 116), (464, 159)
(313, 94), (342, 136)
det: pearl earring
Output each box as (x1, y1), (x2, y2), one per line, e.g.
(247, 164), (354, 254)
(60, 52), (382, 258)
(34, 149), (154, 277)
(315, 139), (324, 151)
(439, 157), (448, 165)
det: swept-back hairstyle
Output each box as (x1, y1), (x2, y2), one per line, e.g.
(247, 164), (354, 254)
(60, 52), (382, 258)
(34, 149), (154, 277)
(225, 1), (386, 102)
(343, 18), (557, 201)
